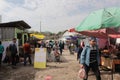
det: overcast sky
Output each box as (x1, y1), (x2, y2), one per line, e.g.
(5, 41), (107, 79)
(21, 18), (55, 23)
(0, 0), (120, 33)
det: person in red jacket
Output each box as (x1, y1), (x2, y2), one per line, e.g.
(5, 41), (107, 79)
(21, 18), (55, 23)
(23, 41), (32, 66)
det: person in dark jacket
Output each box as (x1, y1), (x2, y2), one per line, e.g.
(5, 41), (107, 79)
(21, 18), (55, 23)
(59, 40), (64, 55)
(9, 38), (18, 66)
(77, 41), (85, 61)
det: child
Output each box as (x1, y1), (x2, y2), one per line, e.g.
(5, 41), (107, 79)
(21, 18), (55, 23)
(54, 50), (60, 62)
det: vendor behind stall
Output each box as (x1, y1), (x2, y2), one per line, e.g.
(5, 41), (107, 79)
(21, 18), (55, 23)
(108, 45), (118, 58)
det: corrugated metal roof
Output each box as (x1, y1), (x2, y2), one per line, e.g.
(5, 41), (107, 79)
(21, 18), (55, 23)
(0, 20), (31, 29)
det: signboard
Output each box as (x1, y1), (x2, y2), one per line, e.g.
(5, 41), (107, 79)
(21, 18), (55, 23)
(34, 48), (46, 68)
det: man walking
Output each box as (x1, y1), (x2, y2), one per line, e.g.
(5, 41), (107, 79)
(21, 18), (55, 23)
(59, 40), (64, 55)
(80, 37), (101, 80)
(23, 41), (32, 66)
(9, 38), (18, 67)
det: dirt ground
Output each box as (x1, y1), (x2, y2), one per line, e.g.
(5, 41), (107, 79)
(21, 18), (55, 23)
(0, 49), (120, 80)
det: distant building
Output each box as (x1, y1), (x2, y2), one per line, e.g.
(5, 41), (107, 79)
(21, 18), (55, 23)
(0, 20), (31, 46)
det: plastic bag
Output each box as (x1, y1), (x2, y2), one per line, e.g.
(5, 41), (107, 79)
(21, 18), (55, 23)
(78, 68), (86, 79)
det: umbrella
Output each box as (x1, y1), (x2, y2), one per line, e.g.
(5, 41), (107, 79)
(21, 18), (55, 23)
(75, 7), (120, 31)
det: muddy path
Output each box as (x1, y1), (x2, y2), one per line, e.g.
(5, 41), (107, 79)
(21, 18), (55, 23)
(0, 50), (120, 80)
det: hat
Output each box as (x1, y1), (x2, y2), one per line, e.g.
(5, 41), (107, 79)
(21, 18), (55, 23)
(13, 38), (16, 40)
(89, 37), (96, 41)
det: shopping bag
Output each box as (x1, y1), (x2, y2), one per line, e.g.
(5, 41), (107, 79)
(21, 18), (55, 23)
(78, 68), (86, 79)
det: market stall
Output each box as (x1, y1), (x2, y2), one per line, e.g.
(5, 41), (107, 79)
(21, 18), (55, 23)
(101, 56), (120, 71)
(75, 7), (120, 80)
(77, 28), (120, 72)
(101, 47), (120, 71)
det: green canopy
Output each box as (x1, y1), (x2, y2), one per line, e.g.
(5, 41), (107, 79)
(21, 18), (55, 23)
(75, 7), (120, 31)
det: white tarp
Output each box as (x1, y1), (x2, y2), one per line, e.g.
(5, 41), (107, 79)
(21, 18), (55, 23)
(2, 40), (19, 61)
(116, 38), (120, 44)
(62, 31), (78, 37)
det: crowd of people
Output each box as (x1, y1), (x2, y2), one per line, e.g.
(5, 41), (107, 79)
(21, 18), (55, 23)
(1, 36), (118, 80)
(45, 40), (64, 62)
(0, 38), (66, 68)
(0, 38), (33, 68)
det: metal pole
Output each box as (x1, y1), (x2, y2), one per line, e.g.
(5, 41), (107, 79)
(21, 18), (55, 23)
(40, 21), (41, 33)
(111, 58), (113, 80)
(0, 15), (2, 23)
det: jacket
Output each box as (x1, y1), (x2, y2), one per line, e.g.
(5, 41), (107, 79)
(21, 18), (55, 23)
(9, 43), (17, 54)
(80, 44), (100, 66)
(0, 45), (4, 54)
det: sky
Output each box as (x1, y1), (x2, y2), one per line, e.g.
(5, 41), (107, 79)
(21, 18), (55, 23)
(0, 0), (120, 33)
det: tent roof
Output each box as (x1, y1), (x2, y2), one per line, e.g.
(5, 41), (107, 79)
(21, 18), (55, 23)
(30, 34), (45, 39)
(62, 31), (79, 37)
(79, 28), (120, 39)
